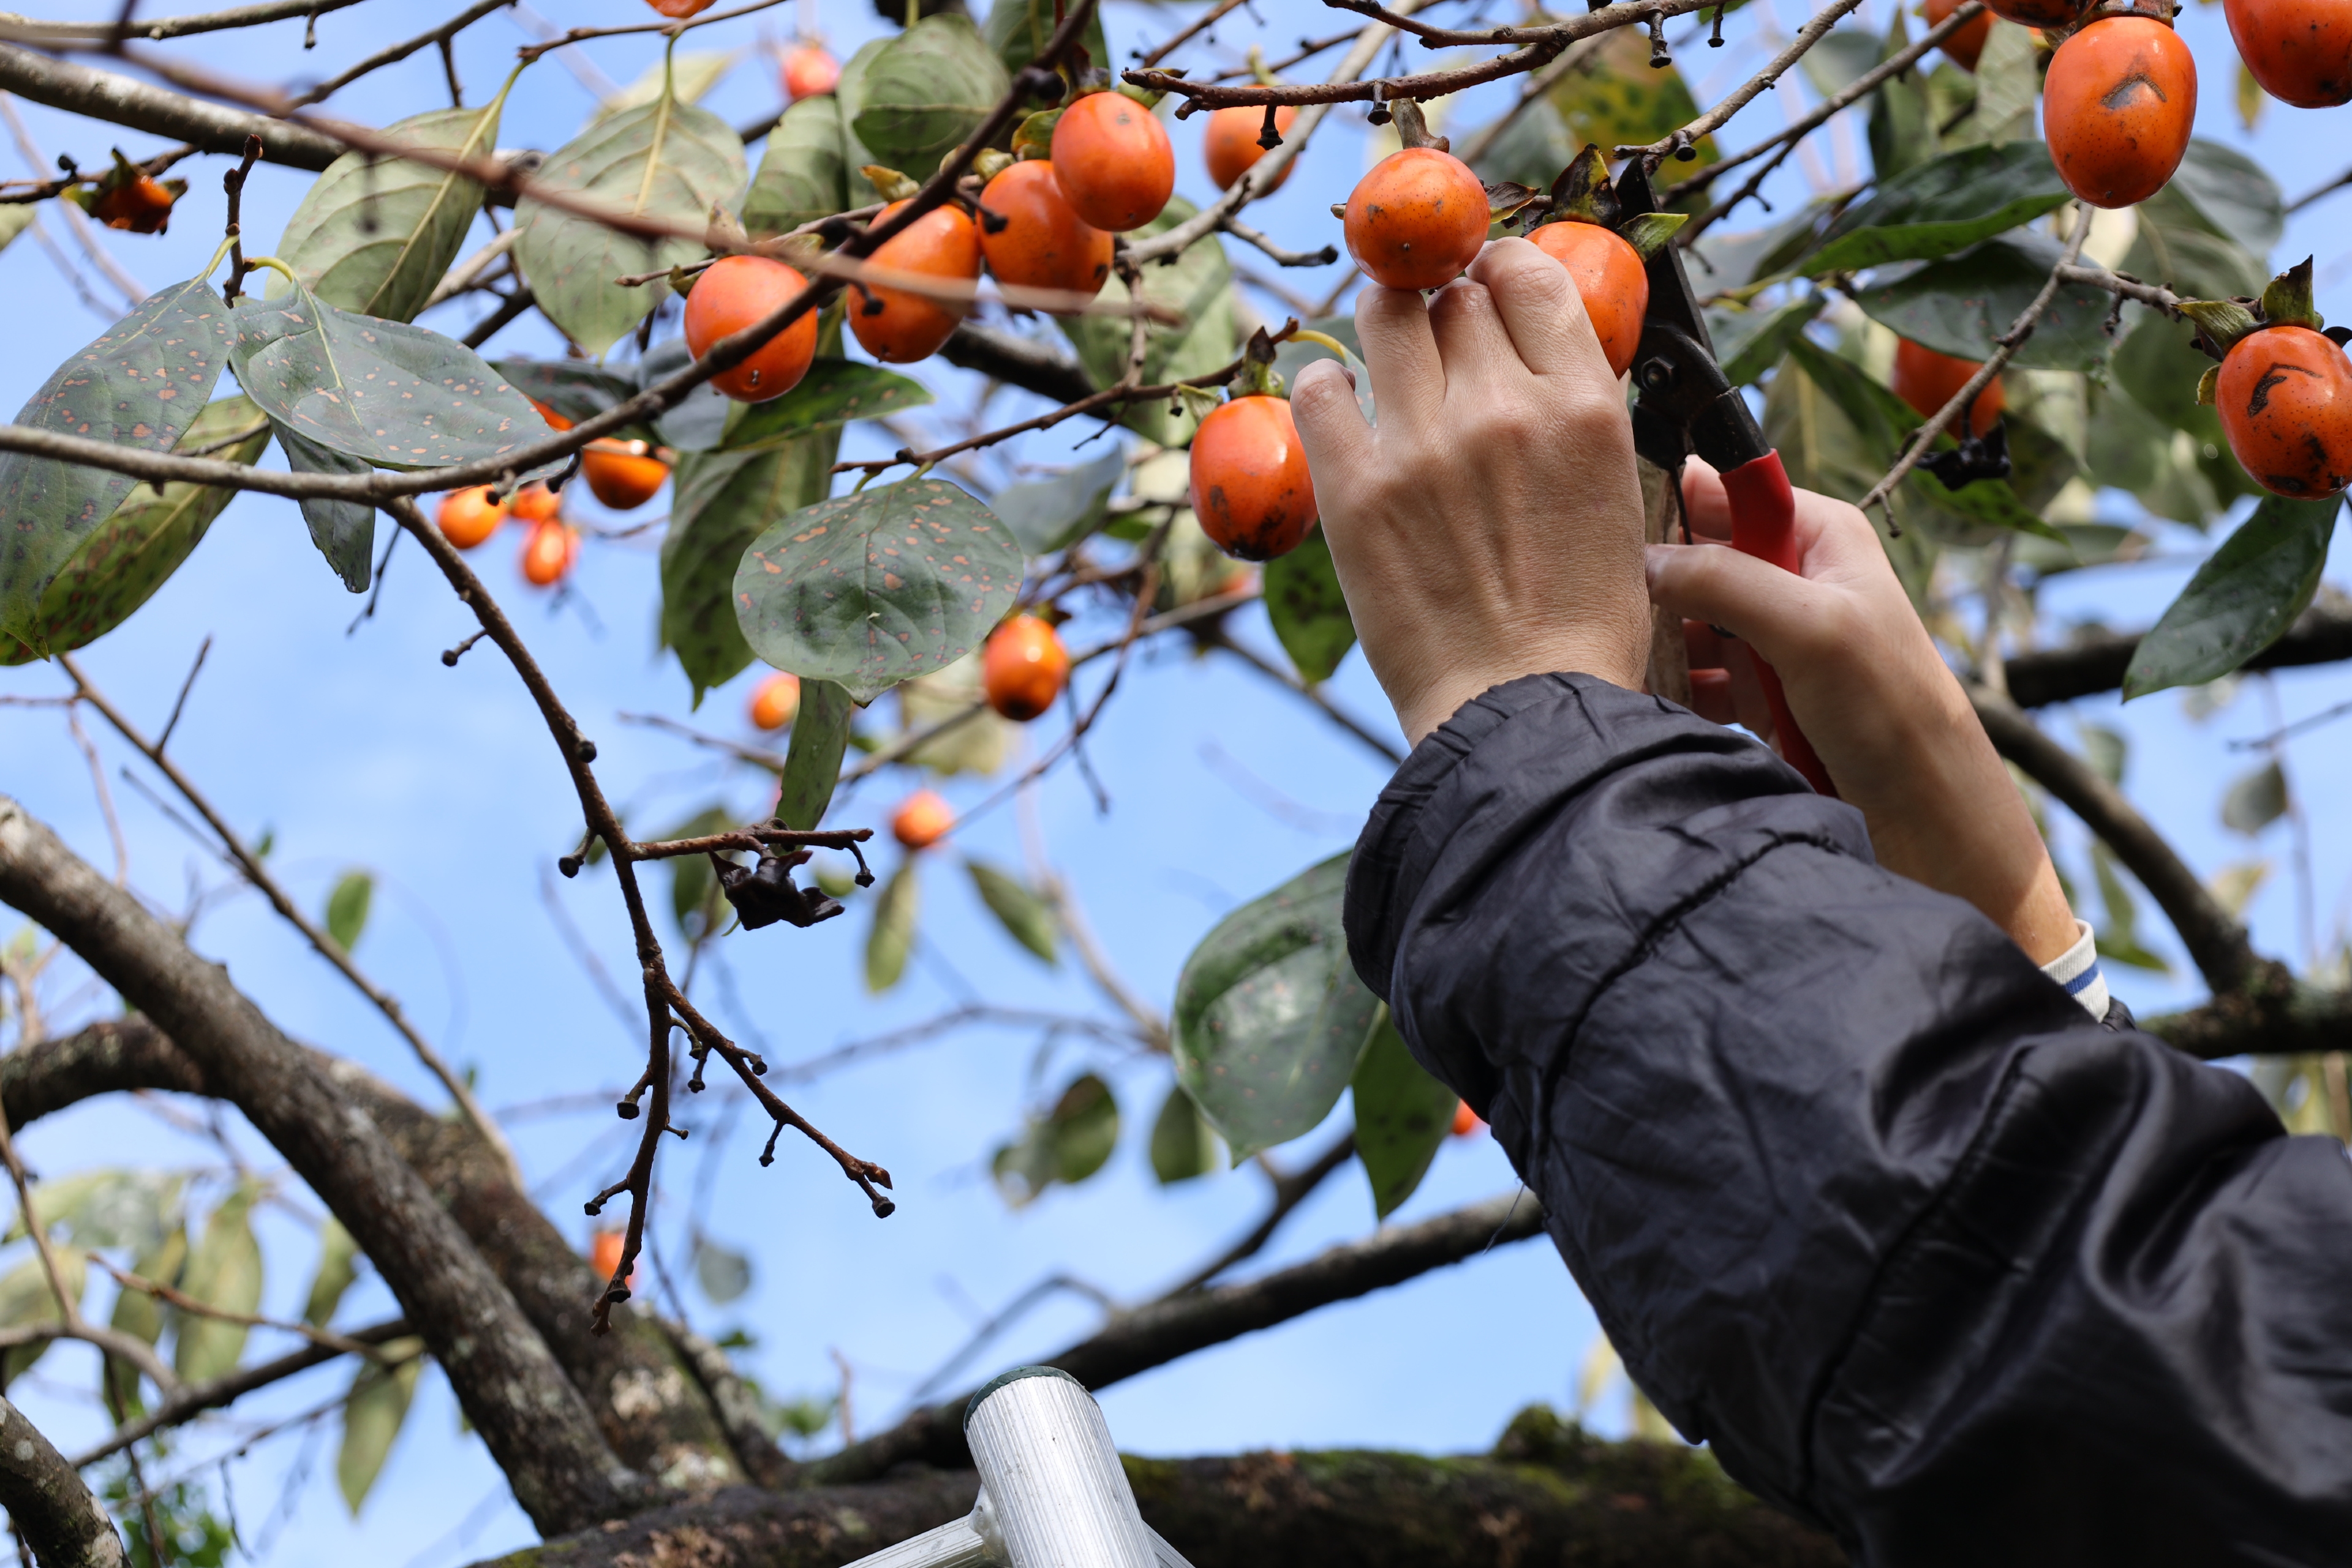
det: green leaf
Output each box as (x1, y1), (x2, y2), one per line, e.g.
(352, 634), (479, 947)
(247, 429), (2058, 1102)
(2090, 842), (2170, 973)
(733, 477), (1025, 704)
(1, 396), (269, 666)
(323, 869), (374, 951)
(2105, 307), (2255, 513)
(1800, 28), (1882, 98)
(2223, 758), (2288, 836)
(850, 16), (1010, 176)
(489, 359), (654, 441)
(992, 445), (1125, 556)
(271, 101), (505, 325)
(660, 805), (735, 937)
(1793, 141), (2069, 279)
(273, 422), (379, 592)
(1864, 10), (1937, 181)
(898, 652), (1014, 776)
(1946, 23), (2037, 149)
(1350, 1005), (1458, 1219)
(0, 1247), (85, 1382)
(337, 1339), (425, 1514)
(638, 334), (739, 454)
(1066, 197), (1236, 445)
(304, 1219), (358, 1328)
(692, 1236), (752, 1303)
(1468, 96), (1574, 192)
(0, 275), (236, 652)
(110, 1226), (186, 1354)
(743, 95), (849, 239)
(865, 859), (918, 993)
(1856, 236), (2119, 372)
(514, 94), (747, 356)
(1270, 318), (1375, 422)
(722, 358), (934, 453)
(2122, 172), (2270, 302)
(663, 434), (840, 700)
(832, 37), (889, 210)
(0, 205), (32, 255)
(992, 1073), (1119, 1205)
(175, 1181), (262, 1384)
(1172, 852), (1381, 1161)
(778, 677), (856, 829)
(966, 857), (1057, 964)
(1264, 529), (1355, 684)
(2122, 494), (2340, 698)
(1708, 295), (1821, 388)
(1148, 1083), (1221, 1185)
(9, 1169), (183, 1254)
(597, 51), (737, 121)
(1547, 26), (1718, 180)
(2077, 722), (2127, 786)
(2164, 139), (2285, 260)
(228, 278), (551, 471)
(984, 0), (1108, 79)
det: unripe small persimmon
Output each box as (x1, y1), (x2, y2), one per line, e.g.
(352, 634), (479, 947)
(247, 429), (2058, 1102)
(978, 161), (1114, 307)
(520, 519), (579, 587)
(1050, 91), (1175, 233)
(1191, 395), (1318, 561)
(437, 486), (507, 550)
(644, 0), (714, 16)
(2215, 325), (2352, 497)
(2043, 17), (2196, 208)
(508, 482), (562, 524)
(850, 200), (981, 364)
(683, 255), (821, 403)
(982, 615), (1070, 722)
(782, 42), (841, 100)
(1526, 221), (1649, 378)
(1450, 1100), (1485, 1137)
(1204, 104), (1297, 194)
(1893, 338), (2006, 435)
(1979, 0), (2084, 28)
(91, 175), (176, 233)
(1926, 0), (1996, 70)
(2225, 0), (2352, 105)
(891, 789), (955, 850)
(1344, 147), (1490, 292)
(581, 442), (670, 510)
(750, 671), (802, 731)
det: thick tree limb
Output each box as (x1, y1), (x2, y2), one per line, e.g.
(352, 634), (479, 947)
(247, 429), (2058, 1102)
(0, 1395), (124, 1568)
(2003, 602), (2352, 710)
(0, 45), (343, 168)
(0, 799), (647, 1534)
(0, 0), (364, 44)
(938, 323), (1098, 406)
(2146, 985), (2352, 1061)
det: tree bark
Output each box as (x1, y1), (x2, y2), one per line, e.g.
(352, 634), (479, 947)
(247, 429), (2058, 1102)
(0, 45), (345, 170)
(0, 796), (646, 1536)
(938, 325), (1098, 407)
(0, 1393), (126, 1568)
(2003, 601), (2352, 710)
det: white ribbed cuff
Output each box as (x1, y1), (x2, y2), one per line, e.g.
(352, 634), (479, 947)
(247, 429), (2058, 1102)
(2041, 919), (2109, 1020)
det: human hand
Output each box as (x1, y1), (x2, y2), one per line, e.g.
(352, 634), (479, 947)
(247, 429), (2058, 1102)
(1289, 239), (1652, 747)
(1648, 462), (2079, 965)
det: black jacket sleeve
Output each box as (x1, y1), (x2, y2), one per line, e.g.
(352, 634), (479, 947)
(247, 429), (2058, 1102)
(1344, 673), (2352, 1567)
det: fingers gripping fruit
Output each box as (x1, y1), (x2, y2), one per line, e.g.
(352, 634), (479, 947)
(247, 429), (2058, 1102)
(1527, 221), (1649, 378)
(2225, 0), (2352, 105)
(750, 671), (801, 731)
(1204, 104), (1298, 194)
(1344, 147), (1490, 292)
(1893, 338), (2006, 435)
(581, 442), (671, 510)
(437, 486), (507, 550)
(1050, 92), (1176, 233)
(2215, 326), (2352, 497)
(850, 200), (982, 363)
(684, 255), (820, 402)
(1191, 395), (1319, 561)
(521, 519), (579, 587)
(978, 161), (1114, 306)
(782, 43), (841, 101)
(1926, 0), (1996, 70)
(891, 789), (955, 850)
(2043, 16), (2196, 208)
(982, 616), (1071, 722)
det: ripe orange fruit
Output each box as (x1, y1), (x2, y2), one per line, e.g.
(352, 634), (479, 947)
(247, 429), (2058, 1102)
(1980, 0), (2084, 27)
(1892, 339), (2005, 435)
(1526, 222), (1649, 378)
(644, 0), (714, 15)
(982, 615), (1070, 722)
(1344, 146), (1490, 292)
(891, 789), (955, 850)
(1450, 1099), (1483, 1137)
(850, 200), (981, 364)
(581, 442), (669, 510)
(2215, 325), (2352, 497)
(437, 486), (507, 550)
(521, 519), (579, 587)
(782, 42), (840, 100)
(589, 1229), (634, 1284)
(978, 161), (1114, 307)
(1204, 104), (1297, 194)
(2225, 0), (2352, 105)
(1925, 0), (1996, 70)
(1191, 395), (1318, 560)
(683, 255), (820, 403)
(2043, 17), (2196, 208)
(90, 175), (175, 233)
(750, 671), (801, 731)
(531, 399), (572, 432)
(508, 482), (561, 524)
(1050, 91), (1175, 233)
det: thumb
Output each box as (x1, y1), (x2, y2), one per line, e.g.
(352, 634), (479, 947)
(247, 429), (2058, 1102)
(1645, 541), (1836, 674)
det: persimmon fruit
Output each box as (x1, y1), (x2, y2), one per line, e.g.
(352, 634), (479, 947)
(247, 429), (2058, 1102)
(589, 1229), (634, 1286)
(782, 42), (841, 100)
(581, 442), (669, 510)
(2215, 325), (2352, 497)
(1980, 0), (2084, 28)
(1892, 339), (2005, 435)
(850, 200), (981, 364)
(1191, 395), (1318, 561)
(977, 161), (1113, 307)
(644, 0), (714, 16)
(508, 482), (561, 524)
(437, 486), (506, 550)
(750, 672), (801, 731)
(1925, 0), (1996, 70)
(91, 175), (175, 233)
(2043, 17), (2196, 208)
(1450, 1100), (1484, 1137)
(683, 255), (820, 403)
(1204, 104), (1297, 194)
(1050, 91), (1175, 233)
(521, 519), (579, 587)
(982, 615), (1070, 722)
(2225, 0), (2352, 105)
(1344, 146), (1490, 292)
(891, 789), (955, 850)
(1527, 222), (1649, 378)
(531, 399), (572, 432)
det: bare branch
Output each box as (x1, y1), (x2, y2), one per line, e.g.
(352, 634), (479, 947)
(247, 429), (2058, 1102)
(0, 1395), (125, 1568)
(0, 43), (345, 168)
(0, 0), (364, 43)
(283, 0), (512, 109)
(1623, 0), (1869, 170)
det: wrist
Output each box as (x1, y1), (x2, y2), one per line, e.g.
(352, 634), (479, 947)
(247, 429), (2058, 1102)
(1396, 636), (1647, 745)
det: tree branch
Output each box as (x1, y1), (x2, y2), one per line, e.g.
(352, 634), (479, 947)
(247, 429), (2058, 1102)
(0, 1395), (124, 1568)
(0, 43), (345, 168)
(938, 323), (1098, 407)
(0, 0), (364, 43)
(1623, 0), (1869, 170)
(2003, 602), (2352, 709)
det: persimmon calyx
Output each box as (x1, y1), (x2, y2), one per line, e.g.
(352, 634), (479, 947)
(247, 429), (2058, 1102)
(1227, 325), (1289, 400)
(1389, 97), (1448, 153)
(2260, 257), (2324, 334)
(2196, 364), (2220, 406)
(861, 165), (924, 203)
(1012, 108), (1060, 160)
(1246, 45), (1280, 89)
(1487, 180), (1544, 224)
(1549, 145), (1623, 228)
(972, 148), (1016, 183)
(2176, 298), (2264, 361)
(1618, 211), (1689, 260)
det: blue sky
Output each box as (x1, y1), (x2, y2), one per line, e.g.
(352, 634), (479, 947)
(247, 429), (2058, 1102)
(3, 0), (2351, 1564)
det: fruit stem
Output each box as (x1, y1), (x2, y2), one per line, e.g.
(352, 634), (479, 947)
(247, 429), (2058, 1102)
(1289, 328), (1352, 358)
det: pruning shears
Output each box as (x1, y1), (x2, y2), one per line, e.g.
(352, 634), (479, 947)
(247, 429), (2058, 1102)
(1616, 160), (1837, 799)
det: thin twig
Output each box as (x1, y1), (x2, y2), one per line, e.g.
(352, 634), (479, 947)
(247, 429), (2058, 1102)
(1623, 0), (1869, 171)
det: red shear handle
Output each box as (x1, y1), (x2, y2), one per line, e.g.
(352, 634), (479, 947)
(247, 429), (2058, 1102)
(1716, 451), (1838, 799)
